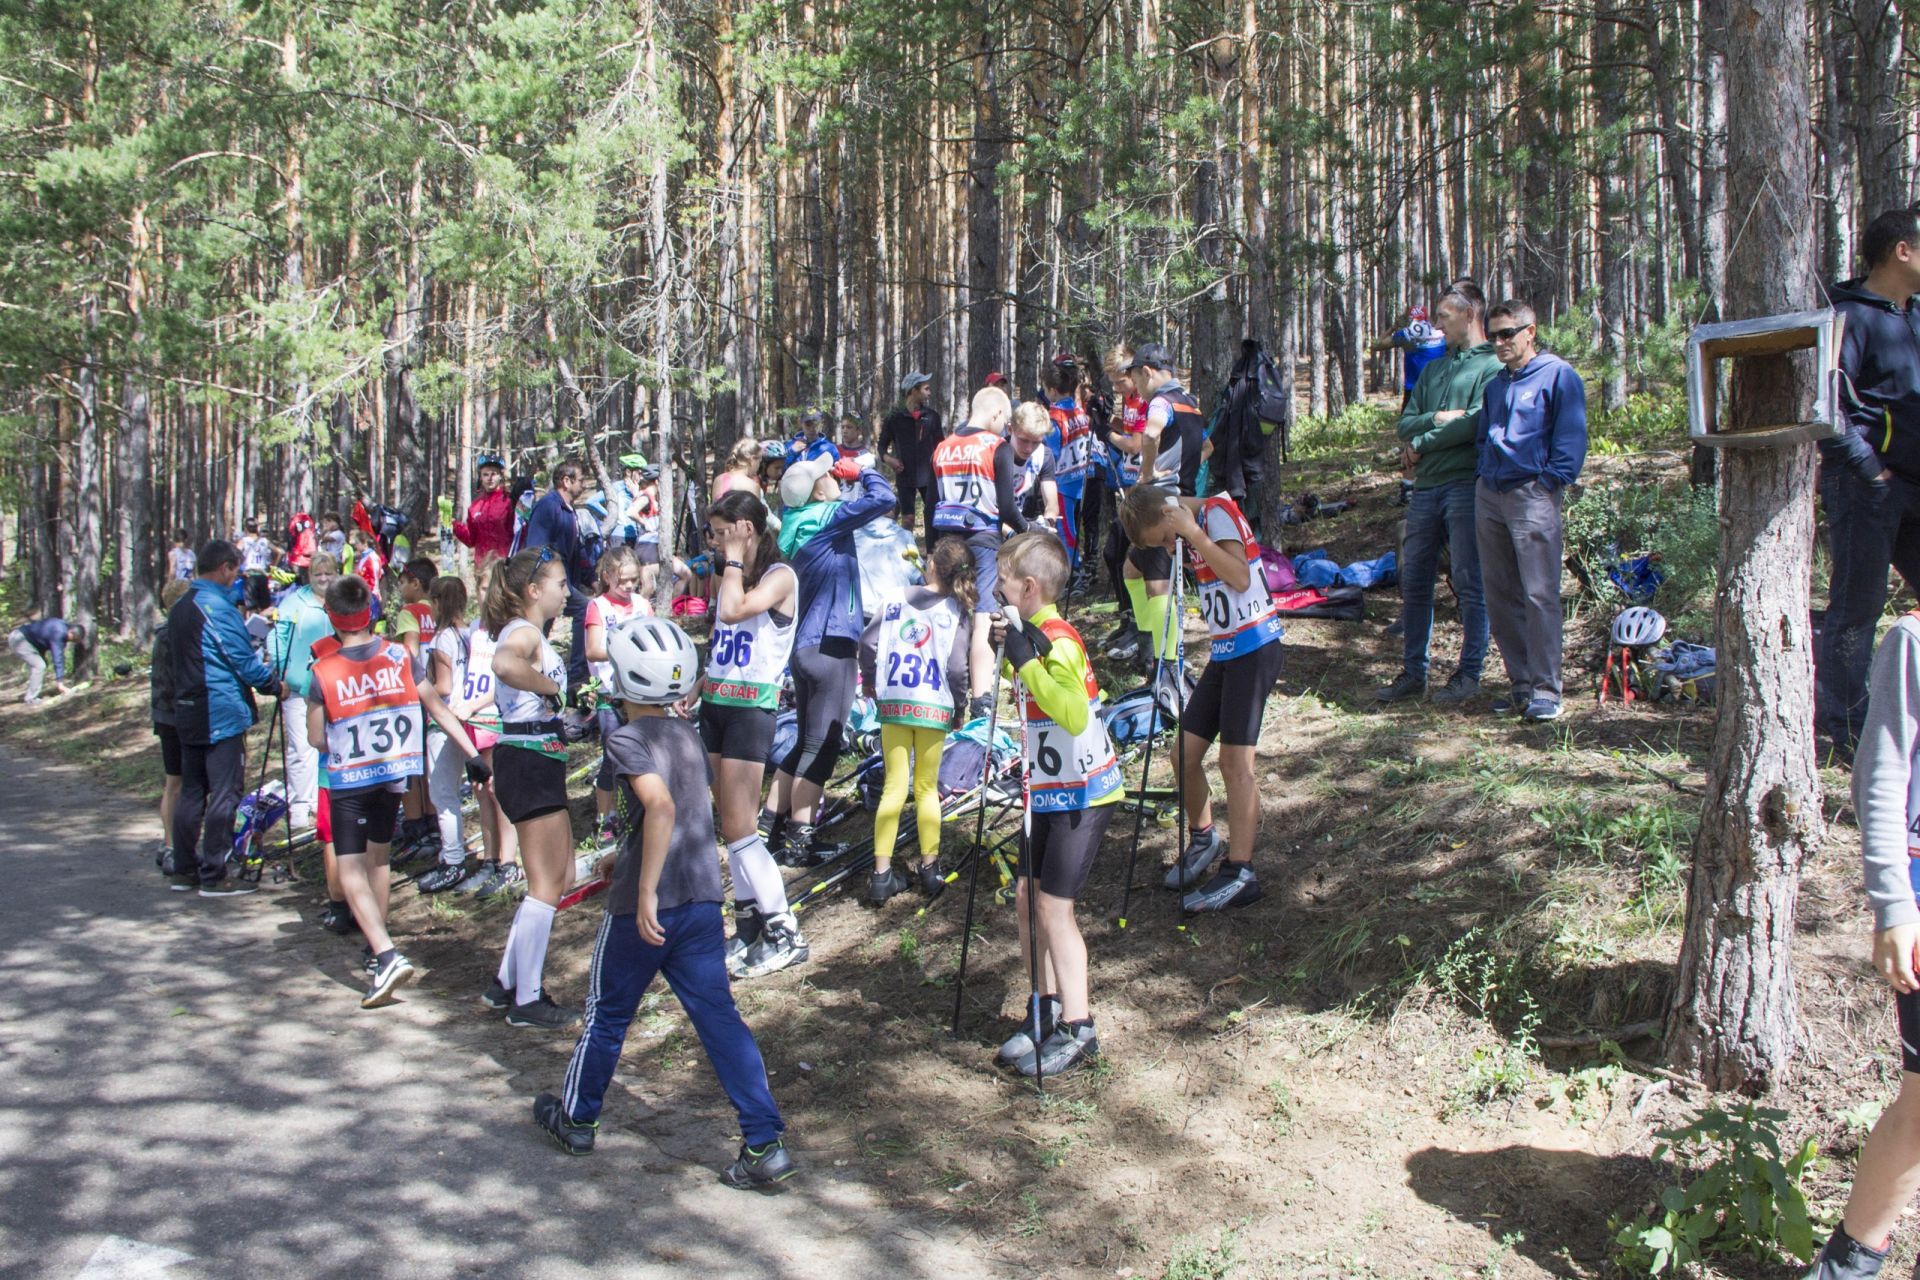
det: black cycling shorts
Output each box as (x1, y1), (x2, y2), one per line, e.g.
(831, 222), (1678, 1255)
(1018, 804), (1116, 901)
(330, 785), (401, 857)
(1128, 544), (1173, 581)
(155, 722), (182, 777)
(1180, 640), (1284, 747)
(494, 745), (571, 824)
(780, 640), (857, 786)
(700, 701), (776, 764)
(1896, 989), (1920, 1074)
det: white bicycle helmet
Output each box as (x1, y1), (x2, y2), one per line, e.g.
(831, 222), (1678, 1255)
(606, 617), (700, 705)
(1611, 606), (1667, 649)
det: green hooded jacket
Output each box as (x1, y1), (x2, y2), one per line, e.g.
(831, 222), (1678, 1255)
(1395, 340), (1501, 489)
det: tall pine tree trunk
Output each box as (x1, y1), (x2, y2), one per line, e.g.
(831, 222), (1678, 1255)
(1664, 0), (1822, 1093)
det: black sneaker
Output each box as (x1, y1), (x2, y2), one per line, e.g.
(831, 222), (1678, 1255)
(167, 871), (198, 893)
(1104, 631), (1145, 663)
(868, 865), (912, 906)
(737, 915), (809, 978)
(726, 905), (763, 975)
(155, 844), (172, 870)
(482, 977), (514, 1010)
(532, 1091), (596, 1156)
(1430, 671), (1481, 706)
(393, 835), (442, 869)
(1489, 692), (1531, 716)
(721, 1137), (798, 1188)
(198, 878), (258, 898)
(1181, 863), (1263, 913)
(361, 951), (416, 1008)
(506, 993), (581, 1030)
(319, 901), (361, 935)
(1373, 670), (1426, 703)
(415, 863), (468, 894)
(995, 995), (1061, 1065)
(916, 858), (949, 901)
(1014, 1020), (1099, 1078)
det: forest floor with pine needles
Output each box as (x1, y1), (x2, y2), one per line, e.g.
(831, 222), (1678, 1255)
(0, 430), (1902, 1278)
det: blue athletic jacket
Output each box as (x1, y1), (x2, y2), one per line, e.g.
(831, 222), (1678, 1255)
(791, 469), (896, 651)
(1475, 352), (1589, 491)
(170, 578), (279, 745)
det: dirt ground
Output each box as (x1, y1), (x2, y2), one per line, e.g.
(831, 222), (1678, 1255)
(1, 440), (1902, 1279)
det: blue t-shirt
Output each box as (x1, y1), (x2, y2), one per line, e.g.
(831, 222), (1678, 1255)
(1395, 322), (1448, 391)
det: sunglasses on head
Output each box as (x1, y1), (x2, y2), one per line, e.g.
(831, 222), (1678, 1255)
(1489, 324), (1533, 342)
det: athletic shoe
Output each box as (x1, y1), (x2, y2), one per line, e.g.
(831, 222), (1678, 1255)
(1430, 671), (1481, 706)
(532, 1092), (597, 1156)
(198, 878), (258, 898)
(481, 977), (513, 1010)
(737, 916), (809, 978)
(1014, 1021), (1099, 1078)
(1373, 670), (1426, 703)
(319, 901), (361, 934)
(415, 863), (468, 894)
(485, 864), (527, 899)
(363, 948), (378, 974)
(995, 995), (1060, 1065)
(868, 865), (912, 906)
(393, 834), (442, 869)
(917, 858), (949, 901)
(506, 994), (581, 1030)
(1384, 617), (1405, 638)
(726, 906), (763, 974)
(167, 872), (197, 893)
(721, 1138), (798, 1188)
(362, 951), (416, 1008)
(1104, 631), (1145, 663)
(1181, 863), (1263, 913)
(1522, 698), (1562, 722)
(154, 843), (171, 869)
(1489, 692), (1531, 716)
(454, 861), (501, 895)
(1801, 1225), (1889, 1279)
(1162, 826), (1222, 890)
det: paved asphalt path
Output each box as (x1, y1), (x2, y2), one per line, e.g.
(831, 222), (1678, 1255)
(0, 747), (1003, 1279)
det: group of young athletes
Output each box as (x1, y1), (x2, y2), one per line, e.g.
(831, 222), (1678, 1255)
(144, 340), (1289, 1186)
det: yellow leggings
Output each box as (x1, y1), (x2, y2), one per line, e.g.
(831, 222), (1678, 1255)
(873, 724), (946, 870)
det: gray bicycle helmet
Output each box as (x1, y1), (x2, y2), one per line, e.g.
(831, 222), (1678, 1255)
(1611, 606), (1667, 649)
(606, 617), (701, 705)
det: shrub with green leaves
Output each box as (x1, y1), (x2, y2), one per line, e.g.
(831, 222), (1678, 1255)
(1610, 1103), (1819, 1275)
(1563, 479), (1719, 632)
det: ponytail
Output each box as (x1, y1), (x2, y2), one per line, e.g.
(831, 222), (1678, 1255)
(429, 575), (469, 634)
(481, 548), (561, 635)
(927, 535), (979, 614)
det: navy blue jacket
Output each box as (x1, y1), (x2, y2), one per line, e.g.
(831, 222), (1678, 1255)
(170, 578), (279, 745)
(519, 490), (593, 593)
(1824, 279), (1920, 484)
(1475, 352), (1588, 491)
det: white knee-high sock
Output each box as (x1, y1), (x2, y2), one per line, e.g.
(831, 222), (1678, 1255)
(511, 898), (557, 1002)
(496, 916), (519, 990)
(727, 834), (789, 916)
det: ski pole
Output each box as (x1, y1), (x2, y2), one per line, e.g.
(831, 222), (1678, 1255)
(1010, 648), (1042, 1096)
(1171, 541), (1187, 901)
(949, 631), (1007, 1040)
(1115, 679), (1160, 930)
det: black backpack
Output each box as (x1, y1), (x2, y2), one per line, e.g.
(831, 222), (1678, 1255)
(1207, 339), (1293, 498)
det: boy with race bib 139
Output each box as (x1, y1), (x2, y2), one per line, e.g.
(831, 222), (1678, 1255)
(307, 574), (491, 1007)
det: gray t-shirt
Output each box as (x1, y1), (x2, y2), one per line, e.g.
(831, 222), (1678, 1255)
(603, 715), (723, 913)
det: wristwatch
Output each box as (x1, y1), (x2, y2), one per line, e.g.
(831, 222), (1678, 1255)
(724, 559), (745, 571)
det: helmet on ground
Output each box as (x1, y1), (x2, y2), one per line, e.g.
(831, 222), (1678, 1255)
(1611, 606), (1667, 648)
(605, 617), (700, 705)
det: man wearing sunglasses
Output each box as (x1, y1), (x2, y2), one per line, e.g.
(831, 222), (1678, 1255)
(1474, 300), (1588, 722)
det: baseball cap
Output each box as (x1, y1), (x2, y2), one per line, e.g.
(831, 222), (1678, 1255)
(780, 455), (835, 508)
(984, 371), (1006, 387)
(900, 371), (931, 393)
(1124, 342), (1174, 373)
